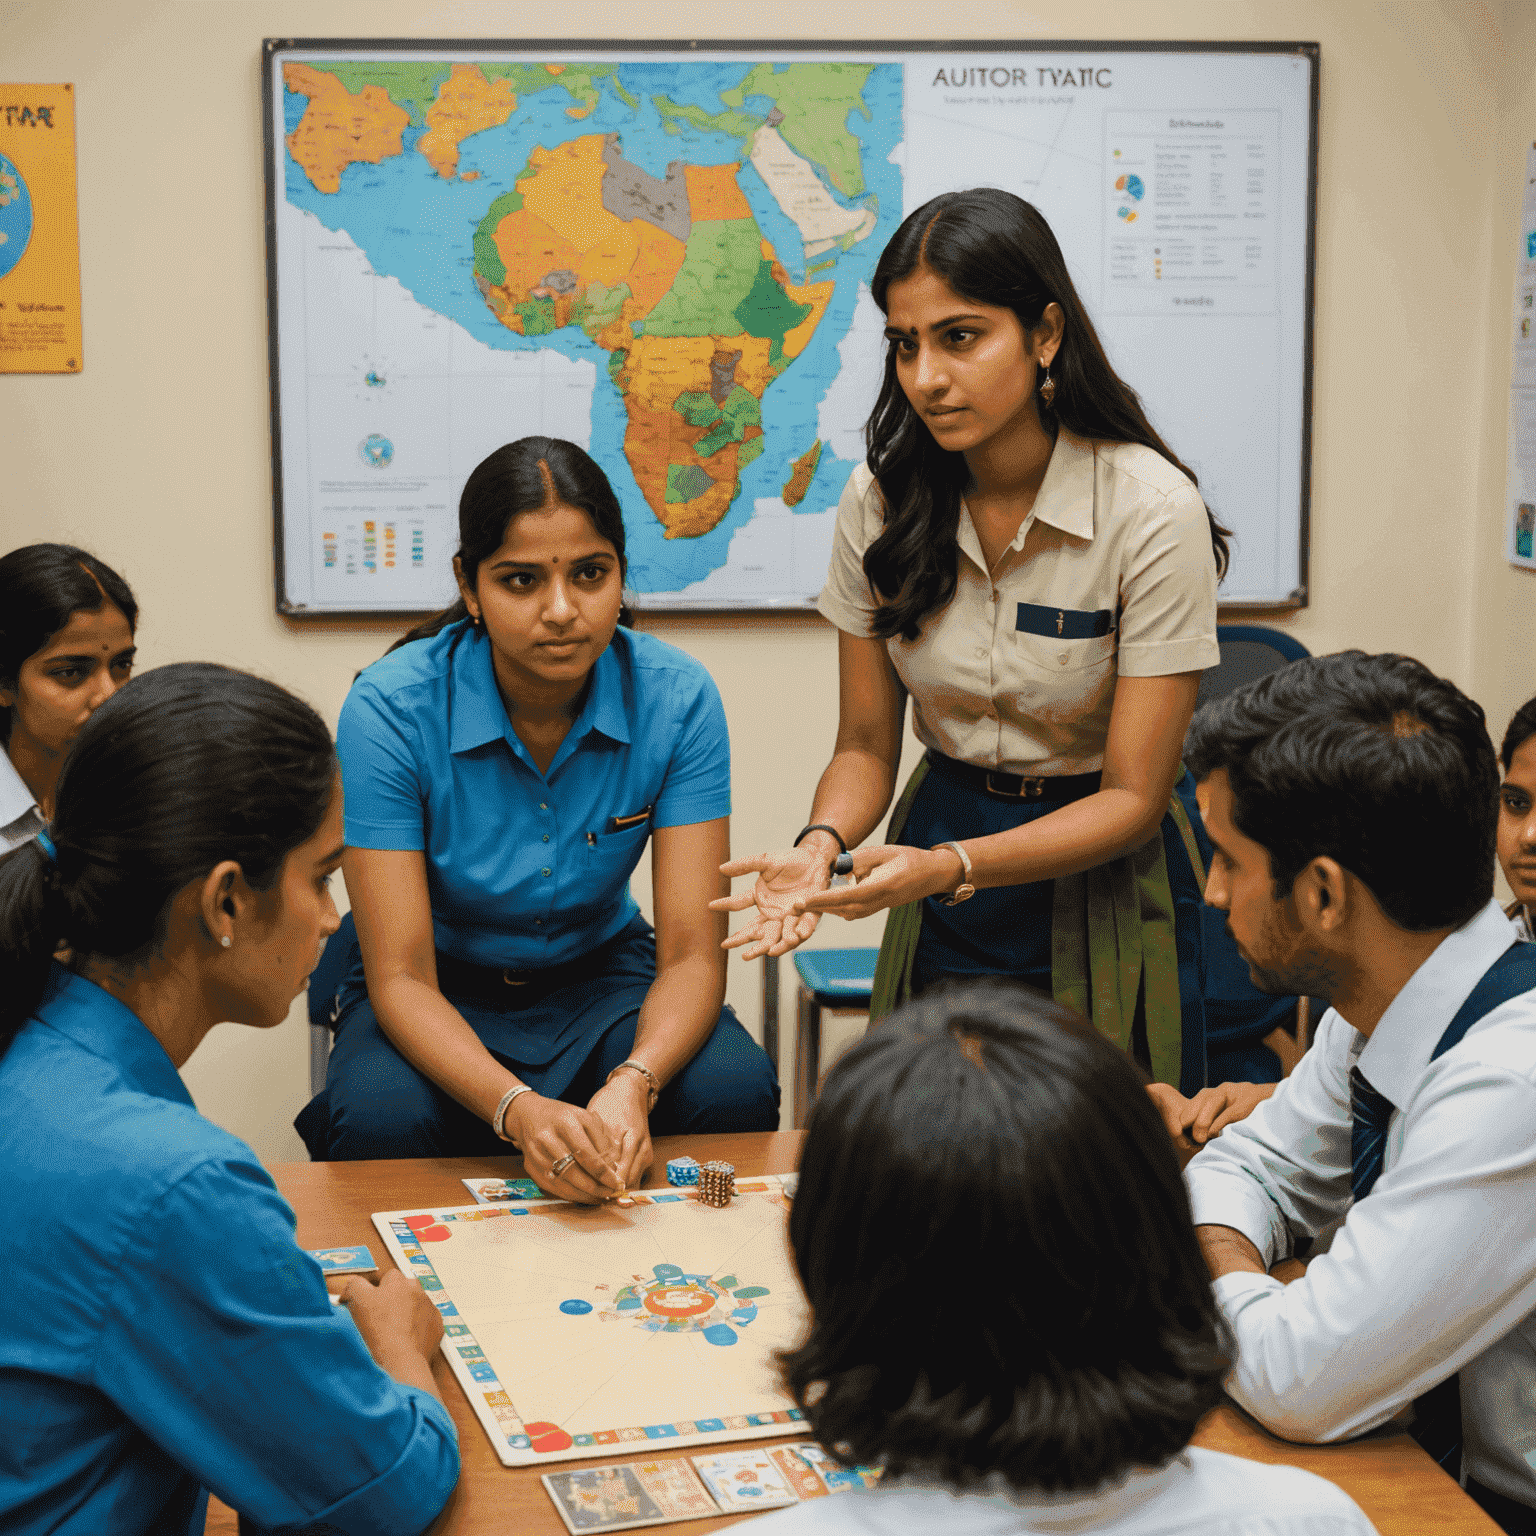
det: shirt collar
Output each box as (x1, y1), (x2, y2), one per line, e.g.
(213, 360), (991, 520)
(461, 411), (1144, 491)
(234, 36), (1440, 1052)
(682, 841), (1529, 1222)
(1355, 898), (1519, 1104)
(0, 749), (38, 825)
(448, 622), (632, 759)
(956, 429), (1097, 570)
(34, 965), (195, 1108)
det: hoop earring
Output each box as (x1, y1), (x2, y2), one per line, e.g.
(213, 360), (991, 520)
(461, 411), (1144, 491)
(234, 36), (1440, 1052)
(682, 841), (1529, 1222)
(1038, 357), (1056, 409)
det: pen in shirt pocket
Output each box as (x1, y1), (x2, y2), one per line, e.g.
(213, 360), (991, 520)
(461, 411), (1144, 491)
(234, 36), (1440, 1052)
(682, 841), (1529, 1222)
(586, 805), (653, 846)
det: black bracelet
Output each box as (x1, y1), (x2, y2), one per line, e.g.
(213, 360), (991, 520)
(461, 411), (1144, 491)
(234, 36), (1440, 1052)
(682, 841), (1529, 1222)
(794, 823), (848, 855)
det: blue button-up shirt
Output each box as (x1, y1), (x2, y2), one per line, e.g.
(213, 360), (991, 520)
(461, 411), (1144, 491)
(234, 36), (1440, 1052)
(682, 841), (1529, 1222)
(336, 620), (731, 967)
(0, 969), (459, 1535)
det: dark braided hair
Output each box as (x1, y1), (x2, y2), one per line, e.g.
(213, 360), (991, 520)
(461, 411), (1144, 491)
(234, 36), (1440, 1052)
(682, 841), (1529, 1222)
(0, 662), (335, 1060)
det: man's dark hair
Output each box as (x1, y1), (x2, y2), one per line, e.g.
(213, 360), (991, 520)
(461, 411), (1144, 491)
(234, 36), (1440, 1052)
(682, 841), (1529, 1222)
(1502, 694), (1536, 771)
(779, 981), (1229, 1493)
(1185, 650), (1498, 931)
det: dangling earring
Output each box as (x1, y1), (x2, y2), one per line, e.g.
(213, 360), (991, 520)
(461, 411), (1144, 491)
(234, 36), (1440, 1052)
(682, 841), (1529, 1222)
(1038, 356), (1056, 409)
(221, 935), (232, 948)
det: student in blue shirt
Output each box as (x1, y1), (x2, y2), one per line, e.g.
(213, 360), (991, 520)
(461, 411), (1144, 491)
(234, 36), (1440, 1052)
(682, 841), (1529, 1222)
(296, 437), (778, 1191)
(0, 662), (458, 1536)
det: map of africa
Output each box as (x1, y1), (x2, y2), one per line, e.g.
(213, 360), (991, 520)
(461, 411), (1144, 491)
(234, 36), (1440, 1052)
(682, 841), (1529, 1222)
(276, 56), (901, 607)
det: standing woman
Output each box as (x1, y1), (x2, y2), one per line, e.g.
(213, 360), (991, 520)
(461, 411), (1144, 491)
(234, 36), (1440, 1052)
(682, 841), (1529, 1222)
(717, 190), (1227, 1090)
(297, 437), (778, 1188)
(0, 543), (138, 853)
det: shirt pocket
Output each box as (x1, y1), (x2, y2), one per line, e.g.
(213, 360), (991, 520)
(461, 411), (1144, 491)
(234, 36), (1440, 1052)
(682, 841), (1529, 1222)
(585, 805), (653, 853)
(1010, 615), (1118, 730)
(1014, 604), (1116, 672)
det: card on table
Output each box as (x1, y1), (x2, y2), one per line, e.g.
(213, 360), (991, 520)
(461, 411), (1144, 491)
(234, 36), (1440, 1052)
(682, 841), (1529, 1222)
(792, 1441), (882, 1493)
(690, 1447), (800, 1511)
(304, 1245), (377, 1275)
(462, 1176), (553, 1205)
(542, 1459), (716, 1533)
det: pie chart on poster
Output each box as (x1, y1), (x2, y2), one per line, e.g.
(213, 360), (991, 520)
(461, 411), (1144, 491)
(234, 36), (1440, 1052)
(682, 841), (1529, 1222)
(0, 155), (33, 281)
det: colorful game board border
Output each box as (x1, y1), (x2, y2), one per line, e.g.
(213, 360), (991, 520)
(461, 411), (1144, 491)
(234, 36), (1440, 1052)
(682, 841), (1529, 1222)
(372, 1176), (806, 1468)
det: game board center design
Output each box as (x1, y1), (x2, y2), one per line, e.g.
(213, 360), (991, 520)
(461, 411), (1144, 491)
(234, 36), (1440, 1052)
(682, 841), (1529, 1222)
(575, 1263), (771, 1345)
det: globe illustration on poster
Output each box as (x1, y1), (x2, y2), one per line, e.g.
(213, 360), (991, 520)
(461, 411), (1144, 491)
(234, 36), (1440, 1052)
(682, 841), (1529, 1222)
(359, 433), (395, 468)
(0, 154), (34, 281)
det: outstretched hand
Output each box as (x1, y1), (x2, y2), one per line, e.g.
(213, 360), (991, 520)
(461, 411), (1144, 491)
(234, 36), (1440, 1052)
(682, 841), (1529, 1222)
(792, 844), (954, 921)
(711, 846), (834, 959)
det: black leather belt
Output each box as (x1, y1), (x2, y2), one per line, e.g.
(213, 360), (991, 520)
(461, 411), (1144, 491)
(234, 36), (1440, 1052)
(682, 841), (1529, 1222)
(435, 948), (596, 1007)
(925, 750), (1102, 802)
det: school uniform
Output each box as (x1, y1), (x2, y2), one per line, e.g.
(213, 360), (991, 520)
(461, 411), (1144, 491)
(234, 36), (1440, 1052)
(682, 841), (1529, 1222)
(0, 749), (45, 854)
(820, 434), (1219, 1090)
(0, 967), (458, 1535)
(296, 619), (777, 1160)
(1186, 901), (1536, 1533)
(747, 1448), (1377, 1534)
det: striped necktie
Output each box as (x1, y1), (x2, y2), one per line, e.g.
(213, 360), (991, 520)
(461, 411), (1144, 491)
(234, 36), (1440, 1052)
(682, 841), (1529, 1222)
(1349, 1066), (1394, 1201)
(1350, 1064), (1462, 1473)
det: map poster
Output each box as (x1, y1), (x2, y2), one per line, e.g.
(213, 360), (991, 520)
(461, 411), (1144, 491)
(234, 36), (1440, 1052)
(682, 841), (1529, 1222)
(264, 42), (1317, 614)
(0, 83), (82, 374)
(1506, 141), (1536, 570)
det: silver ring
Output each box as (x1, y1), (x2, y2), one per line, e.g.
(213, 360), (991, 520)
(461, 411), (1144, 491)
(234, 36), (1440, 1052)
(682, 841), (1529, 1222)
(550, 1153), (576, 1177)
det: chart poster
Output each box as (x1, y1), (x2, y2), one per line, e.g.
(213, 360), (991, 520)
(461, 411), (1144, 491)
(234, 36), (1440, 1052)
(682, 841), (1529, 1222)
(264, 42), (1317, 614)
(1507, 141), (1536, 570)
(0, 84), (82, 374)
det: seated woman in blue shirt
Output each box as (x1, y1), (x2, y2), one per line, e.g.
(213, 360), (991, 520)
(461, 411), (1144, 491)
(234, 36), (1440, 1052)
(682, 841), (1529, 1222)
(0, 662), (458, 1536)
(296, 436), (778, 1190)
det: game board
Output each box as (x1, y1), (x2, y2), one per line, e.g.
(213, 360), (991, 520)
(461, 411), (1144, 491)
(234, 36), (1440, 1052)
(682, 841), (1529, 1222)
(373, 1175), (809, 1467)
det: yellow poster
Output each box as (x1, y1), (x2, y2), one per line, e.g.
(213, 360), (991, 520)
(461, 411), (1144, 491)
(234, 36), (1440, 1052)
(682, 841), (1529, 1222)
(0, 84), (82, 373)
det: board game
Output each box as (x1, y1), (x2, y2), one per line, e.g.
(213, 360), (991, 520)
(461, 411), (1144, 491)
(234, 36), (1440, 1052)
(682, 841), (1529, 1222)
(373, 1174), (808, 1466)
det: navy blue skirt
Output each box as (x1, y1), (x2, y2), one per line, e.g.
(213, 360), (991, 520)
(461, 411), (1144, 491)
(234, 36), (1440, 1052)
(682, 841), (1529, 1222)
(898, 756), (1208, 1092)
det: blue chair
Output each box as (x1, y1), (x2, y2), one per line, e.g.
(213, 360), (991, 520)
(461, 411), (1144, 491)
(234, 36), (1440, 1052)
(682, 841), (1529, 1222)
(1192, 624), (1314, 1083)
(306, 909), (358, 1096)
(785, 947), (880, 1128)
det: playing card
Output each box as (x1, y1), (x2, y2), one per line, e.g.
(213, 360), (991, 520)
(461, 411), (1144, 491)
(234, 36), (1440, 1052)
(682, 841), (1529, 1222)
(462, 1176), (551, 1205)
(542, 1459), (715, 1532)
(792, 1441), (883, 1493)
(690, 1447), (800, 1511)
(767, 1443), (830, 1500)
(304, 1244), (376, 1275)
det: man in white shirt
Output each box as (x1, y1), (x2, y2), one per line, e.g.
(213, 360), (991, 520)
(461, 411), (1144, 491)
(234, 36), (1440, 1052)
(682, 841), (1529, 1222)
(1183, 651), (1536, 1536)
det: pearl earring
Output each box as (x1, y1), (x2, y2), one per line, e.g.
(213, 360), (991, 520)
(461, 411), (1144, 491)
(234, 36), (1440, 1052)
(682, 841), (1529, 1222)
(221, 935), (232, 948)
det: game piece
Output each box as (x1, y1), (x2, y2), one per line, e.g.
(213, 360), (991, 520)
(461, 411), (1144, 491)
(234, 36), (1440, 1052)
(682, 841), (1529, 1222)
(305, 1244), (377, 1275)
(665, 1156), (700, 1187)
(373, 1176), (805, 1466)
(543, 1458), (717, 1533)
(691, 1447), (799, 1511)
(696, 1160), (735, 1208)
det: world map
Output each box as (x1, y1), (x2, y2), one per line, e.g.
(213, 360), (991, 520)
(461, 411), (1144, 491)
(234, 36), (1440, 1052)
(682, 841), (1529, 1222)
(279, 58), (902, 599)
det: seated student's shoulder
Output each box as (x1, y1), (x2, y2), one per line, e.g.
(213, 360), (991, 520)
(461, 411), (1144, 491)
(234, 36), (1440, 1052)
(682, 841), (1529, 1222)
(612, 625), (723, 713)
(747, 1448), (1375, 1534)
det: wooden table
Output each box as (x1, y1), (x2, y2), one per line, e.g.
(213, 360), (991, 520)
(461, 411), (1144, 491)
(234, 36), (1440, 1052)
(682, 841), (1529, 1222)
(207, 1133), (1499, 1535)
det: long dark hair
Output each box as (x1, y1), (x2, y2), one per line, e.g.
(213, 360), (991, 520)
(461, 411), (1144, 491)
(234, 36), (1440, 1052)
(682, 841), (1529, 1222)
(0, 663), (336, 1061)
(392, 436), (634, 653)
(864, 189), (1231, 641)
(0, 543), (138, 744)
(780, 980), (1229, 1492)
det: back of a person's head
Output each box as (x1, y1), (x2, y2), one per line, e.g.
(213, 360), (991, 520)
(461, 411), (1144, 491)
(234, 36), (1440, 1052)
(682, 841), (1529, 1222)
(1185, 650), (1497, 932)
(0, 662), (334, 1058)
(781, 982), (1229, 1493)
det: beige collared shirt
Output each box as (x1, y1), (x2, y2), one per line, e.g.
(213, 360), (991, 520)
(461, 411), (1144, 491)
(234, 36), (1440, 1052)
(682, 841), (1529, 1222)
(817, 430), (1220, 775)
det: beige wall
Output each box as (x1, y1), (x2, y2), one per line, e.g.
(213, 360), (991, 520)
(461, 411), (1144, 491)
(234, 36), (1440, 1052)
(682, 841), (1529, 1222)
(3, 0), (1530, 1163)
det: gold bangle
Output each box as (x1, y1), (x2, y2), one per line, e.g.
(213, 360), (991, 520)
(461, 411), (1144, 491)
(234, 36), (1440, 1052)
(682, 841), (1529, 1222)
(608, 1058), (660, 1109)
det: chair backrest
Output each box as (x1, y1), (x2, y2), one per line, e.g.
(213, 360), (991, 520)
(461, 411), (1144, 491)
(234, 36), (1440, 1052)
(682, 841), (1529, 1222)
(1196, 624), (1311, 709)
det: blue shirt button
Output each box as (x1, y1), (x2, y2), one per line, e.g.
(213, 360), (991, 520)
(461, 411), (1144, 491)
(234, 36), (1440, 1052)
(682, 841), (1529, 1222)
(539, 803), (548, 811)
(542, 868), (551, 877)
(542, 834), (550, 843)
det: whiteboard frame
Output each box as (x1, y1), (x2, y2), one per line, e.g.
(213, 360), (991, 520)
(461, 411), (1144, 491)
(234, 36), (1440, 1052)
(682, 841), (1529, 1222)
(262, 38), (1319, 619)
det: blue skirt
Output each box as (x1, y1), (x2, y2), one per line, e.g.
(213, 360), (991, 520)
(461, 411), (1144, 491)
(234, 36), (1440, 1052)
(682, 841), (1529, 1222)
(897, 757), (1208, 1092)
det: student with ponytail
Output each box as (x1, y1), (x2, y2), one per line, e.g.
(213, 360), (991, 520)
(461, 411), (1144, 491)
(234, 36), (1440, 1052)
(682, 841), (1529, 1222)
(0, 663), (458, 1536)
(296, 436), (777, 1185)
(717, 189), (1227, 1093)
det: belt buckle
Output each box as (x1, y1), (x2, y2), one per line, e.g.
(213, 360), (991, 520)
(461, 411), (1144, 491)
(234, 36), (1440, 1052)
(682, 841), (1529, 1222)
(985, 771), (1046, 800)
